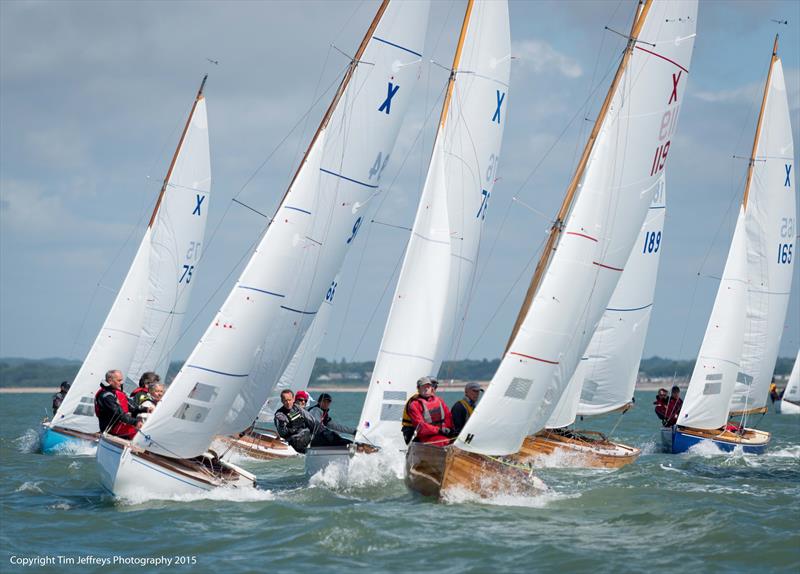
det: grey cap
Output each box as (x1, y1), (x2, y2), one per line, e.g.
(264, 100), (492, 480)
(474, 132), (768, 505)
(465, 382), (483, 393)
(416, 376), (437, 388)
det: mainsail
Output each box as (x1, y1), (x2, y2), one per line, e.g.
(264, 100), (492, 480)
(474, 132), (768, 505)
(52, 78), (211, 435)
(137, 1), (430, 459)
(546, 175), (667, 428)
(728, 49), (795, 416)
(784, 350), (800, 403)
(457, 0), (697, 456)
(355, 0), (511, 446)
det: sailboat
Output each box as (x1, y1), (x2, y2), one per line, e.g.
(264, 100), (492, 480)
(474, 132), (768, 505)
(406, 0), (697, 499)
(662, 36), (795, 454)
(41, 76), (212, 454)
(777, 350), (800, 414)
(518, 175), (666, 468)
(218, 278), (336, 460)
(96, 0), (430, 497)
(303, 0), (511, 477)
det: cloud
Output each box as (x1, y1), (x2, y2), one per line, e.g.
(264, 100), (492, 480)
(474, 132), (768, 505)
(511, 40), (583, 79)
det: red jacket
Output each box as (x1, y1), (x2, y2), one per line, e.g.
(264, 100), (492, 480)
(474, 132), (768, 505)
(407, 395), (454, 446)
(95, 386), (139, 439)
(656, 397), (683, 427)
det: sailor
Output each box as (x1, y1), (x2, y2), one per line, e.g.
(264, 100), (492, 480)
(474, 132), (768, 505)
(661, 385), (683, 427)
(307, 392), (354, 432)
(294, 390), (310, 409)
(52, 381), (70, 416)
(94, 369), (151, 439)
(273, 389), (318, 453)
(653, 388), (669, 423)
(451, 381), (482, 435)
(136, 382), (165, 424)
(130, 372), (160, 405)
(401, 377), (454, 446)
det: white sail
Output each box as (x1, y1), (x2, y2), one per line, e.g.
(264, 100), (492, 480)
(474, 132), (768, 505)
(355, 0), (511, 446)
(785, 350), (800, 402)
(679, 209), (748, 429)
(52, 82), (211, 435)
(729, 59), (795, 415)
(53, 237), (151, 434)
(457, 0), (697, 456)
(127, 97), (211, 385)
(137, 1), (430, 459)
(547, 175), (667, 428)
(259, 276), (336, 421)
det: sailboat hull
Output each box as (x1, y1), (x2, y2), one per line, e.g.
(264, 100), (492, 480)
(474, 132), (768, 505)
(97, 435), (256, 498)
(518, 430), (640, 469)
(304, 443), (380, 477)
(776, 399), (800, 415)
(40, 424), (98, 455)
(217, 430), (298, 460)
(662, 426), (770, 454)
(405, 442), (545, 499)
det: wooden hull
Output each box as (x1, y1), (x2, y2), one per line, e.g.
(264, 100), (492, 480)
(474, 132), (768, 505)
(518, 430), (640, 469)
(663, 425), (770, 454)
(405, 442), (544, 500)
(97, 435), (256, 498)
(217, 430), (298, 460)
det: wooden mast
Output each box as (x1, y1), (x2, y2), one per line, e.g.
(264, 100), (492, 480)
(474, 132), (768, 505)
(742, 34), (779, 210)
(275, 0), (390, 211)
(504, 0), (653, 352)
(438, 0), (475, 129)
(148, 74), (208, 228)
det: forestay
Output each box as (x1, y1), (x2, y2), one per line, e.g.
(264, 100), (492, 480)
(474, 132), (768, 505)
(457, 0), (697, 455)
(53, 82), (211, 435)
(137, 1), (430, 459)
(729, 58), (795, 415)
(355, 0), (511, 446)
(547, 175), (666, 428)
(679, 209), (748, 429)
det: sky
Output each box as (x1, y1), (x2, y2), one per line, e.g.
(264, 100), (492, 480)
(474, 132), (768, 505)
(1, 0), (798, 366)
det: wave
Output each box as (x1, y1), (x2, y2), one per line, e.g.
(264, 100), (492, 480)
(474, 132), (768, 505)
(308, 447), (405, 490)
(15, 481), (43, 493)
(114, 484), (276, 506)
(14, 429), (41, 453)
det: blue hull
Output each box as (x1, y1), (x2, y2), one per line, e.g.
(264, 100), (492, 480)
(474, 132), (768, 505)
(662, 427), (768, 455)
(40, 426), (97, 455)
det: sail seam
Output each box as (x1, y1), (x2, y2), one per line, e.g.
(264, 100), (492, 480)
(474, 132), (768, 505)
(186, 365), (250, 378)
(634, 46), (689, 73)
(372, 36), (423, 58)
(238, 286), (285, 298)
(509, 351), (559, 365)
(320, 168), (379, 189)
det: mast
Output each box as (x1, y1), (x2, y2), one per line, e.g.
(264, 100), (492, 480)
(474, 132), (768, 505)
(148, 74), (208, 228)
(742, 34), (779, 209)
(438, 0), (475, 129)
(277, 0), (390, 210)
(504, 0), (653, 352)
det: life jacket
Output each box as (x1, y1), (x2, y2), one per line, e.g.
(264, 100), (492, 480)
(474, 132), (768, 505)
(94, 386), (138, 439)
(457, 398), (474, 417)
(401, 394), (445, 444)
(309, 405), (330, 426)
(285, 407), (308, 434)
(130, 387), (149, 404)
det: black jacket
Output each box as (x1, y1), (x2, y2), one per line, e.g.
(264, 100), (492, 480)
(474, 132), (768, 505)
(95, 384), (144, 433)
(308, 405), (356, 435)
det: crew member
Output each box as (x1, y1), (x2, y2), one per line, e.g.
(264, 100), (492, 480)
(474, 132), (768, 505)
(653, 388), (669, 424)
(401, 377), (453, 446)
(136, 381), (165, 424)
(274, 389), (317, 453)
(659, 385), (683, 427)
(308, 392), (355, 434)
(130, 372), (160, 405)
(94, 370), (150, 439)
(52, 381), (70, 416)
(451, 382), (482, 435)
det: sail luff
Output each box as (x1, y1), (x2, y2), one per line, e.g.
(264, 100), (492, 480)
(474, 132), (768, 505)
(505, 0), (652, 352)
(742, 35), (778, 210)
(148, 75), (208, 228)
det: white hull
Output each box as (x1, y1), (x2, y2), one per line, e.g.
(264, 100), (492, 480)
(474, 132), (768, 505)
(304, 446), (352, 477)
(97, 436), (256, 498)
(777, 399), (800, 415)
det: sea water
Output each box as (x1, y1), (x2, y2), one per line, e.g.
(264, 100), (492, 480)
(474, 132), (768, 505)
(2, 391), (798, 573)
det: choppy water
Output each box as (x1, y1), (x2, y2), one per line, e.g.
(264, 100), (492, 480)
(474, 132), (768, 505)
(2, 391), (798, 573)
